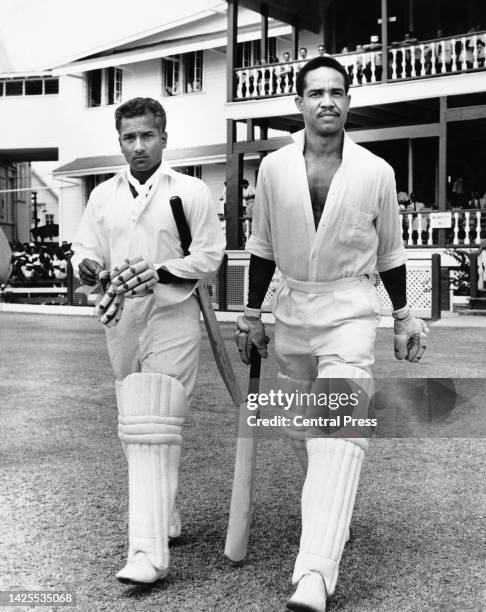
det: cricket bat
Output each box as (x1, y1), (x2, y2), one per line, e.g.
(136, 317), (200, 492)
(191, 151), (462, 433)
(224, 349), (261, 562)
(169, 196), (258, 560)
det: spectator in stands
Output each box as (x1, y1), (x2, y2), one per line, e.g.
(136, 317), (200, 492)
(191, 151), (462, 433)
(451, 176), (465, 208)
(316, 44), (328, 56)
(278, 51), (294, 91)
(408, 192), (426, 243)
(397, 191), (410, 211)
(363, 35), (382, 81)
(38, 249), (52, 280)
(403, 30), (418, 43)
(354, 44), (365, 84)
(0, 227), (12, 283)
(52, 250), (68, 281)
(477, 39), (485, 66)
(298, 47), (308, 61)
(467, 191), (481, 209)
(218, 181), (226, 217)
(480, 191), (486, 209)
(242, 178), (256, 218)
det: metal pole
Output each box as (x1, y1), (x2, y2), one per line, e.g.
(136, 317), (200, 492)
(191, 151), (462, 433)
(218, 253), (228, 311)
(67, 259), (74, 306)
(469, 252), (478, 299)
(431, 253), (441, 320)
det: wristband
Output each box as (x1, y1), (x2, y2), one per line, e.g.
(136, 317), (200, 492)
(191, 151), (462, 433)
(244, 306), (262, 319)
(392, 304), (410, 320)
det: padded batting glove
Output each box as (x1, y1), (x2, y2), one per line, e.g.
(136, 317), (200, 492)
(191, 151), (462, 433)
(392, 304), (429, 363)
(235, 306), (269, 365)
(94, 270), (125, 328)
(110, 256), (158, 296)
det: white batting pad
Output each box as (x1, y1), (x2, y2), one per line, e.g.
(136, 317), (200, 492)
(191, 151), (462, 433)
(278, 374), (314, 471)
(292, 438), (364, 597)
(117, 372), (187, 574)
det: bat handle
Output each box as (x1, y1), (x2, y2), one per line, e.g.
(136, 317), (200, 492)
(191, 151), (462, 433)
(248, 348), (261, 395)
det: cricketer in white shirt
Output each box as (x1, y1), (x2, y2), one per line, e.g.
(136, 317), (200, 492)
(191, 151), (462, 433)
(235, 57), (428, 612)
(71, 98), (225, 588)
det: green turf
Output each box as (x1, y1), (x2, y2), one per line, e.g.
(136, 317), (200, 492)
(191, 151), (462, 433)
(0, 314), (484, 612)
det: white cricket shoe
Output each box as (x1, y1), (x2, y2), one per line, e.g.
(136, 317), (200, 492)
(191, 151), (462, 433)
(116, 552), (168, 585)
(287, 571), (327, 612)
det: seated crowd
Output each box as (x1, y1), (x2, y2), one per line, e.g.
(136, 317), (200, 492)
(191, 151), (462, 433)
(7, 242), (68, 284)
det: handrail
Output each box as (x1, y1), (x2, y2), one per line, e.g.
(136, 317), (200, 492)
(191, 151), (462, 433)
(233, 30), (486, 99)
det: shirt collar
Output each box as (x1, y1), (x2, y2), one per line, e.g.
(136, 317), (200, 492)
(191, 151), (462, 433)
(116, 159), (175, 184)
(291, 128), (355, 162)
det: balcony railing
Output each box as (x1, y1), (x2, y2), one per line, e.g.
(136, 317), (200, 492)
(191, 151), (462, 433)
(400, 209), (486, 248)
(239, 209), (486, 248)
(234, 31), (486, 100)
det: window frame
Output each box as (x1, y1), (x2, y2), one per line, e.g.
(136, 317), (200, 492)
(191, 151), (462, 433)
(161, 50), (203, 97)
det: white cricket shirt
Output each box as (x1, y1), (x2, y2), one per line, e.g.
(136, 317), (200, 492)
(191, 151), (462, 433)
(72, 161), (226, 307)
(246, 130), (407, 281)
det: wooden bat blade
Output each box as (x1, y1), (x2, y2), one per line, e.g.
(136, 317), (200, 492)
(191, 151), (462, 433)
(196, 285), (244, 407)
(224, 351), (261, 562)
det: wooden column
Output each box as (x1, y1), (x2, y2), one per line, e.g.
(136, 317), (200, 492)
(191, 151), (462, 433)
(291, 15), (299, 59)
(408, 0), (414, 32)
(247, 119), (255, 142)
(226, 0), (238, 102)
(226, 120), (242, 249)
(408, 139), (413, 195)
(381, 0), (388, 82)
(260, 3), (269, 63)
(438, 97), (448, 247)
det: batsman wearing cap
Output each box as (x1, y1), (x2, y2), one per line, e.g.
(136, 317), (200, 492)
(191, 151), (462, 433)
(71, 97), (225, 584)
(235, 56), (428, 611)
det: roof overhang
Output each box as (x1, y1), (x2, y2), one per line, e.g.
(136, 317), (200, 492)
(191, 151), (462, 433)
(0, 148), (58, 162)
(237, 0), (330, 33)
(53, 144), (230, 178)
(52, 22), (291, 75)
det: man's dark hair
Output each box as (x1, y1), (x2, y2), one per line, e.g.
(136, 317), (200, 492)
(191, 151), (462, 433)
(115, 97), (167, 133)
(296, 56), (350, 97)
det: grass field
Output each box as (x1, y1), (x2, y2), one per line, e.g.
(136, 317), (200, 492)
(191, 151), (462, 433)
(0, 313), (484, 612)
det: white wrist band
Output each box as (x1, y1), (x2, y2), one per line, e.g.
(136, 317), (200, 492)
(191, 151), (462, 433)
(392, 304), (410, 320)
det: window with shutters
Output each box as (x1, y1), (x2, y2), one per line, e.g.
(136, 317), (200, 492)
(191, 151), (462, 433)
(86, 67), (122, 107)
(162, 51), (203, 96)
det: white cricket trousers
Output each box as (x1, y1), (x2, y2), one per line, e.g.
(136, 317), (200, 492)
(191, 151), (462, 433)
(105, 293), (201, 395)
(273, 275), (381, 595)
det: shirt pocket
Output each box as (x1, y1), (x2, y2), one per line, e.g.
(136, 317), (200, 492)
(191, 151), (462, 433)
(340, 206), (375, 248)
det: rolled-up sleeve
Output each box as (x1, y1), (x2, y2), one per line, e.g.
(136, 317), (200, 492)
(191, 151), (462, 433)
(160, 182), (226, 279)
(71, 191), (106, 279)
(375, 166), (407, 272)
(246, 160), (275, 261)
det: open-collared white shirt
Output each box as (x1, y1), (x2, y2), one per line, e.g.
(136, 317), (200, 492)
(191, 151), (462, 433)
(246, 129), (406, 281)
(72, 161), (226, 307)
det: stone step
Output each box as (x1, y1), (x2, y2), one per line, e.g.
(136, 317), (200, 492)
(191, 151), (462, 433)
(468, 297), (486, 310)
(458, 308), (486, 316)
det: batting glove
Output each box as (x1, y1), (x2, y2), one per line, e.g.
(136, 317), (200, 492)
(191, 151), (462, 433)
(393, 304), (429, 363)
(235, 306), (269, 365)
(94, 271), (125, 327)
(110, 256), (158, 296)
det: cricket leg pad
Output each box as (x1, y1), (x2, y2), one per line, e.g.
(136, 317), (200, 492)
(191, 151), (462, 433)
(278, 374), (313, 472)
(116, 372), (187, 583)
(292, 438), (364, 597)
(315, 364), (374, 453)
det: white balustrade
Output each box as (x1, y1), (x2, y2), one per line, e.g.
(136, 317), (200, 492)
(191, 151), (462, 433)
(453, 212), (460, 243)
(464, 211), (471, 243)
(233, 31), (485, 100)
